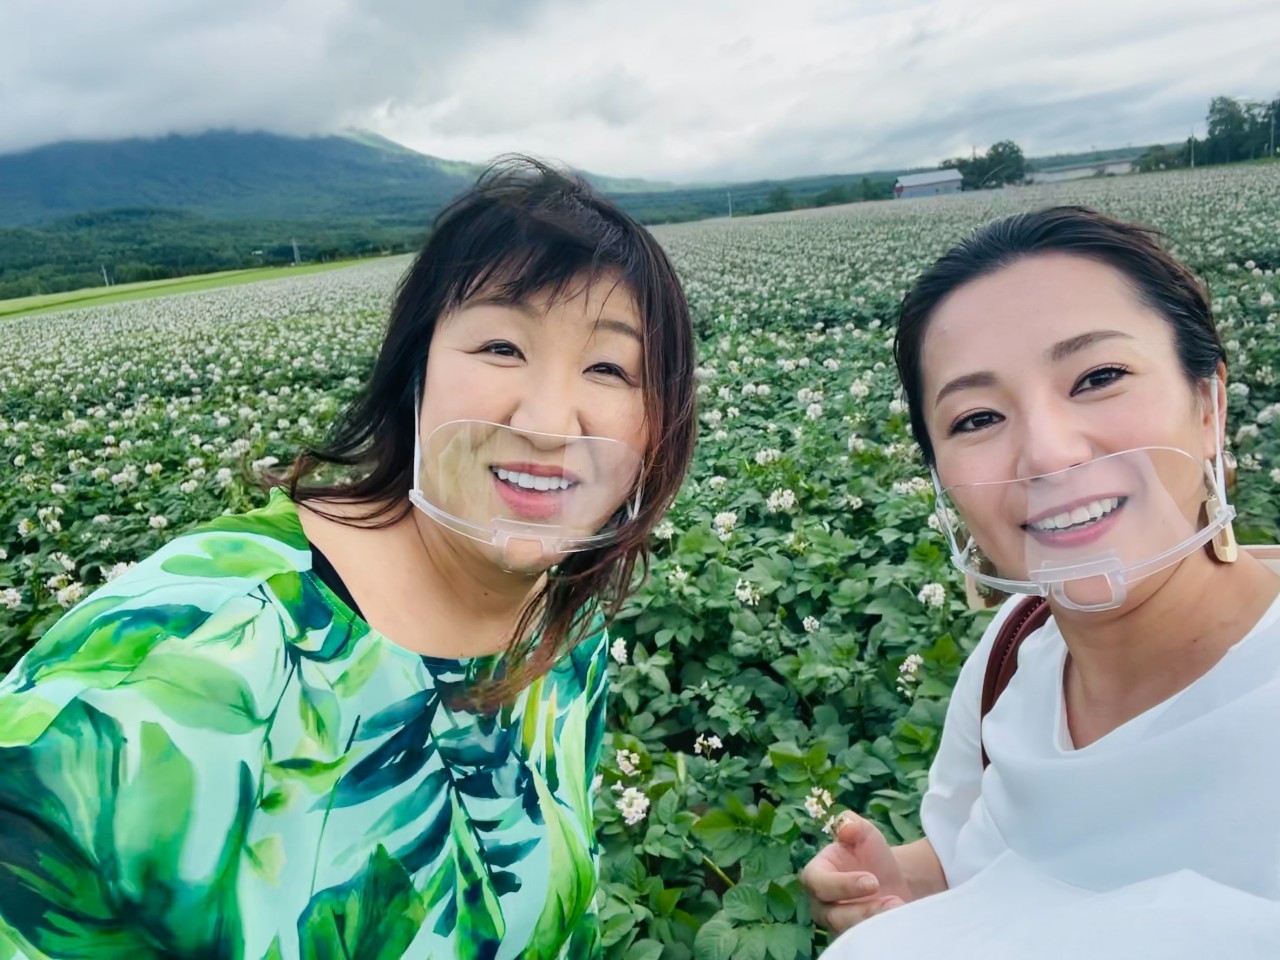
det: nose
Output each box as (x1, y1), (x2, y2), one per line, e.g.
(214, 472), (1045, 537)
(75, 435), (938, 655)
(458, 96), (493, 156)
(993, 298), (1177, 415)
(506, 371), (584, 440)
(1013, 397), (1095, 481)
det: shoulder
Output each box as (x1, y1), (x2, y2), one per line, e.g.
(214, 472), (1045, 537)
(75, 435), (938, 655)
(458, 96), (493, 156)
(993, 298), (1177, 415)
(542, 611), (610, 712)
(956, 595), (1036, 691)
(0, 491), (314, 746)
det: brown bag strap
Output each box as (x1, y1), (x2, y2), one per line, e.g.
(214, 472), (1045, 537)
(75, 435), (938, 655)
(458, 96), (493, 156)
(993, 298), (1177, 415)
(979, 596), (1051, 769)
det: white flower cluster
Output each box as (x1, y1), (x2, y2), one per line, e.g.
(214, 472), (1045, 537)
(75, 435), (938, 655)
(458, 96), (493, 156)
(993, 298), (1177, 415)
(694, 733), (723, 757)
(105, 561), (136, 582)
(734, 578), (761, 607)
(713, 511), (738, 541)
(917, 582), (946, 608)
(897, 653), (926, 697)
(616, 749), (642, 778)
(754, 448), (782, 466)
(804, 786), (835, 820)
(56, 582), (87, 608)
(766, 488), (797, 513)
(609, 637), (628, 665)
(891, 476), (931, 496)
(802, 615), (820, 633)
(616, 786), (650, 826)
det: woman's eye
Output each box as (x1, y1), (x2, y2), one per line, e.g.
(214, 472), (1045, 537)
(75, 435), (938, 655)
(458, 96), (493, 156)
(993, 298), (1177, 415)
(587, 362), (635, 384)
(950, 410), (1002, 435)
(480, 341), (523, 359)
(1072, 365), (1130, 394)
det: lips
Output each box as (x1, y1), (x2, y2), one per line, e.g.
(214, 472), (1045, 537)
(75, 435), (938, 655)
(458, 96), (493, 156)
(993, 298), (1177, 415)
(489, 462), (580, 521)
(1024, 495), (1126, 533)
(1021, 494), (1129, 549)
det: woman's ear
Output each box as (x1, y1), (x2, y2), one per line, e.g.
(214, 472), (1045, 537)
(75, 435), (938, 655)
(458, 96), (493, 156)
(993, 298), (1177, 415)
(1204, 363), (1228, 458)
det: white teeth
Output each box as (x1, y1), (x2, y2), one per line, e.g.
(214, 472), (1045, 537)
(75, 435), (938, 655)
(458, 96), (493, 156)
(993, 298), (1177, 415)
(493, 468), (571, 491)
(1030, 498), (1121, 532)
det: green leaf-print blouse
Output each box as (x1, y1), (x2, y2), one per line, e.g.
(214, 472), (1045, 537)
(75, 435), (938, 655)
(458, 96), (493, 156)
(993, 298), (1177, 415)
(0, 490), (607, 960)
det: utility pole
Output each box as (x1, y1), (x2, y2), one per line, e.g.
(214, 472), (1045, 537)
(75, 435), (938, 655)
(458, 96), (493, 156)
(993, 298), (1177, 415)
(101, 265), (111, 287)
(727, 191), (733, 218)
(291, 239), (301, 265)
(1189, 128), (1195, 170)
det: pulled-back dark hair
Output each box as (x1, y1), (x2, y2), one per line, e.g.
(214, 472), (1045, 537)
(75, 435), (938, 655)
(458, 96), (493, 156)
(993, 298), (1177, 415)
(281, 156), (696, 703)
(894, 205), (1225, 465)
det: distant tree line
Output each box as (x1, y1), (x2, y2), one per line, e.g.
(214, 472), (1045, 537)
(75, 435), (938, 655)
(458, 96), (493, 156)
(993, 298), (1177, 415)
(751, 177), (894, 215)
(608, 174), (896, 223)
(0, 209), (426, 300)
(1136, 93), (1279, 173)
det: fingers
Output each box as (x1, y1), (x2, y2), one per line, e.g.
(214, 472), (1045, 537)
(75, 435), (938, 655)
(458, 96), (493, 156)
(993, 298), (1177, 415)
(834, 810), (878, 848)
(819, 895), (907, 937)
(801, 865), (881, 905)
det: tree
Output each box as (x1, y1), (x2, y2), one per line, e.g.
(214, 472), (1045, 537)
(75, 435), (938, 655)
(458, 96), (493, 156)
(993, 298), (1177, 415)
(759, 186), (794, 213)
(1134, 143), (1187, 173)
(983, 140), (1027, 186)
(813, 185), (851, 207)
(941, 140), (1026, 190)
(1206, 96), (1248, 163)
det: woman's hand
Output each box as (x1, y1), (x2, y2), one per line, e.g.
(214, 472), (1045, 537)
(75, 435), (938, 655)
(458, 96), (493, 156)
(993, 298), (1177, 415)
(800, 813), (915, 935)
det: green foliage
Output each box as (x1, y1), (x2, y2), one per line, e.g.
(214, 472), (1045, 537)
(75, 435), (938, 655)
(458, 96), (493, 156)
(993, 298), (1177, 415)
(1136, 92), (1280, 175)
(0, 208), (425, 300)
(758, 187), (795, 214)
(941, 139), (1026, 189)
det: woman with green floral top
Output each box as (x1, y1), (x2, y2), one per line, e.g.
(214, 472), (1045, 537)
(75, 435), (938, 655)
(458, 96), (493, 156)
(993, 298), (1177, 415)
(0, 158), (696, 960)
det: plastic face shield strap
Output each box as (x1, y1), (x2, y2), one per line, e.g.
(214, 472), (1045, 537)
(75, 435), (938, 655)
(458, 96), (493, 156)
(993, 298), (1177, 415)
(934, 441), (1235, 613)
(408, 416), (644, 573)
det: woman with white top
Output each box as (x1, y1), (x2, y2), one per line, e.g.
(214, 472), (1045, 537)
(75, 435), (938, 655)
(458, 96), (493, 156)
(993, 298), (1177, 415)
(802, 206), (1280, 956)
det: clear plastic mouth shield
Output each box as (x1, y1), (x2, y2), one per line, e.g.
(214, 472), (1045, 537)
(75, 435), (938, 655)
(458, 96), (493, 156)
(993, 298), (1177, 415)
(933, 445), (1235, 612)
(409, 418), (644, 572)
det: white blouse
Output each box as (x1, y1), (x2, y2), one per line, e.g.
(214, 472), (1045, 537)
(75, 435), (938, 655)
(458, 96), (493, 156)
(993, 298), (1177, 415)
(826, 561), (1280, 958)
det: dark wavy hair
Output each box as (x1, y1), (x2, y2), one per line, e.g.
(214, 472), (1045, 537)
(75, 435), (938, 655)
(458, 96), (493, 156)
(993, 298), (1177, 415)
(280, 156), (697, 704)
(894, 205), (1225, 465)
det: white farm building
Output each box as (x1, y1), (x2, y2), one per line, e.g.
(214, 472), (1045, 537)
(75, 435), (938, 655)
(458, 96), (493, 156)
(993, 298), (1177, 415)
(894, 168), (963, 199)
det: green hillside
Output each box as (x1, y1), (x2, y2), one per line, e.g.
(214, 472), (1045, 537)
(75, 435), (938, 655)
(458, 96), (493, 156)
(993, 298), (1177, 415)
(0, 130), (484, 227)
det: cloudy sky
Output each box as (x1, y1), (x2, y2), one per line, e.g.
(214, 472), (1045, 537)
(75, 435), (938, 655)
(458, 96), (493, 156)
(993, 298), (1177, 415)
(3, 0), (1277, 182)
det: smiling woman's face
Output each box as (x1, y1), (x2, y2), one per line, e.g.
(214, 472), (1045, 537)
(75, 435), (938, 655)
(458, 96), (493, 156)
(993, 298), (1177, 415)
(413, 274), (649, 569)
(921, 252), (1223, 586)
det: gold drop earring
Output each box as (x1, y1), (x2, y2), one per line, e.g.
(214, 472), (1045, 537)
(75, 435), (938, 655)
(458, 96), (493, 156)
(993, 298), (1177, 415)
(1207, 451), (1238, 564)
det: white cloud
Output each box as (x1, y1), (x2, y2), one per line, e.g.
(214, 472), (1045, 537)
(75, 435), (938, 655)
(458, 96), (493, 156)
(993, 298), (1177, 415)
(2, 0), (1277, 180)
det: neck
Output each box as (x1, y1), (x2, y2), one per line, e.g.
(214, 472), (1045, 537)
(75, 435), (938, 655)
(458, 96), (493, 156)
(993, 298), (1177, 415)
(1054, 550), (1278, 709)
(298, 496), (546, 659)
(407, 509), (545, 636)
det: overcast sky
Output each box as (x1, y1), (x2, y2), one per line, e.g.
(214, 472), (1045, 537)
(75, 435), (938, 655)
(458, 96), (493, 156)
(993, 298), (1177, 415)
(2, 0), (1277, 182)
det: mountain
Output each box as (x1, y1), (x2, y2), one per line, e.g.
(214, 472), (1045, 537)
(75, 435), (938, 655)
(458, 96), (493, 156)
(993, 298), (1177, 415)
(0, 130), (492, 227)
(0, 129), (687, 228)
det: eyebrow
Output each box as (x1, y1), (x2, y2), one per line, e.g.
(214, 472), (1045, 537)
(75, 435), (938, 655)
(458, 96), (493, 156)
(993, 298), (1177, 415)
(467, 296), (643, 344)
(933, 329), (1135, 406)
(1047, 329), (1133, 362)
